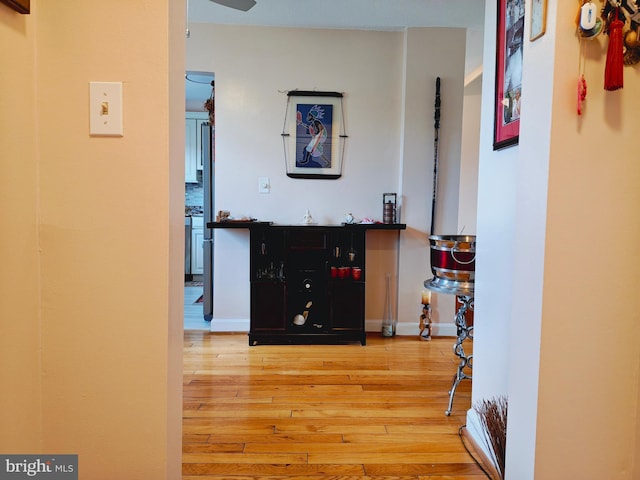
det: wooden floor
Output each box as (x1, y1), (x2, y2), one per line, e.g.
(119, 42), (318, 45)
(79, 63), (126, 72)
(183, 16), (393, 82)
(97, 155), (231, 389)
(183, 331), (485, 479)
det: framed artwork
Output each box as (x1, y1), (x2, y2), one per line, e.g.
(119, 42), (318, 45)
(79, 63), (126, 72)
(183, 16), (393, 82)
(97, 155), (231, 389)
(282, 91), (347, 179)
(493, 0), (524, 150)
(530, 0), (547, 41)
(0, 0), (29, 13)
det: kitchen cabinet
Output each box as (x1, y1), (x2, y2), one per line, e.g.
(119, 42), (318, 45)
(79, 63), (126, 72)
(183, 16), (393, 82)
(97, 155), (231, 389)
(209, 222), (405, 345)
(185, 216), (192, 276)
(191, 216), (204, 275)
(185, 112), (209, 183)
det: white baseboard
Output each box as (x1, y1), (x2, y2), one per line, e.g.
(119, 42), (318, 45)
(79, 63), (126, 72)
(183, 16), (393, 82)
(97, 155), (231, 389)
(210, 318), (250, 332)
(462, 410), (501, 480)
(465, 408), (485, 446)
(430, 322), (458, 337)
(366, 320), (457, 337)
(210, 318), (457, 337)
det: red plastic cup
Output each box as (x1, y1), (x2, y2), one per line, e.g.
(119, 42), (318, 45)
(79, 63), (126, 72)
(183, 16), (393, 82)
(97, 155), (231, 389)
(338, 266), (351, 279)
(352, 267), (362, 280)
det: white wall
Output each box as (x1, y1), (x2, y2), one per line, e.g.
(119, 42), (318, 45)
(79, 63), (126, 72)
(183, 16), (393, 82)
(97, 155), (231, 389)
(458, 76), (481, 234)
(0, 0), (41, 449)
(466, 0), (520, 450)
(532, 0), (640, 476)
(468, 0), (552, 473)
(501, 0), (555, 475)
(1, 1), (184, 477)
(396, 27), (467, 334)
(187, 24), (468, 333)
(189, 25), (404, 225)
(470, 0), (640, 478)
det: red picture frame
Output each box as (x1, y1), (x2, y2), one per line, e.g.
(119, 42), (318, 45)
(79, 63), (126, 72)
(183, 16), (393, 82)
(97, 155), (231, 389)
(0, 0), (29, 14)
(494, 0), (523, 150)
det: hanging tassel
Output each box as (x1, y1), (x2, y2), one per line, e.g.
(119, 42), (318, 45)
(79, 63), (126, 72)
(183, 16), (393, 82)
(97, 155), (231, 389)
(578, 75), (588, 115)
(577, 37), (587, 115)
(604, 13), (624, 91)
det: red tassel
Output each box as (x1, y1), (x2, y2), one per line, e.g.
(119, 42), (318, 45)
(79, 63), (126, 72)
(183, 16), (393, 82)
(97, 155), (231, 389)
(604, 17), (624, 91)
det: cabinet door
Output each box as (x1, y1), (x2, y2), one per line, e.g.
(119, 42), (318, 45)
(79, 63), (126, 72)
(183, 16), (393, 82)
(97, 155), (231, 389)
(329, 282), (364, 331)
(251, 283), (286, 332)
(191, 226), (204, 274)
(185, 119), (198, 183)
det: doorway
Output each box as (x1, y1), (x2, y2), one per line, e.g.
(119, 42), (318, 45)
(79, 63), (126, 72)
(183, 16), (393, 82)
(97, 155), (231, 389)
(184, 70), (215, 331)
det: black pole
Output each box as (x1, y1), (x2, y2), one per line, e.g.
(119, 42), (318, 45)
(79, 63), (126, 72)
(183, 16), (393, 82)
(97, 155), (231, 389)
(430, 77), (441, 236)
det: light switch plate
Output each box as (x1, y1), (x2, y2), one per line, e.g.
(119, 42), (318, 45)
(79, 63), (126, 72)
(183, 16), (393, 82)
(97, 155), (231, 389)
(258, 177), (270, 194)
(89, 82), (123, 136)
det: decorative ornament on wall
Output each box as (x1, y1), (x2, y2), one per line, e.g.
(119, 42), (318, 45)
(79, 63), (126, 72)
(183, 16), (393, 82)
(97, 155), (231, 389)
(604, 7), (625, 90)
(601, 0), (640, 68)
(204, 82), (215, 125)
(577, 1), (604, 39)
(574, 0), (640, 95)
(281, 90), (348, 179)
(575, 0), (605, 114)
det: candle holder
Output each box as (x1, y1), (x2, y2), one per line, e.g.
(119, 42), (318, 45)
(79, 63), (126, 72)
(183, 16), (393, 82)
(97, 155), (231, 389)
(419, 292), (432, 341)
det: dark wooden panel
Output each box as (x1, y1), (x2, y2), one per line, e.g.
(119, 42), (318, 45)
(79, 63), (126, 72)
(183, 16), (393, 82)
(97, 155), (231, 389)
(329, 281), (365, 330)
(1, 0), (29, 14)
(250, 282), (286, 332)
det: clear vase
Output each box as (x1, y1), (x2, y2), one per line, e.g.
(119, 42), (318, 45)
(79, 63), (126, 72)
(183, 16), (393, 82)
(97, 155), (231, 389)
(381, 272), (395, 337)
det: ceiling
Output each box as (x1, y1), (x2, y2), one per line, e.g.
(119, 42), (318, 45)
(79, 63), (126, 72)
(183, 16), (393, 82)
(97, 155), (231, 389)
(185, 71), (215, 112)
(185, 0), (485, 109)
(188, 0), (485, 31)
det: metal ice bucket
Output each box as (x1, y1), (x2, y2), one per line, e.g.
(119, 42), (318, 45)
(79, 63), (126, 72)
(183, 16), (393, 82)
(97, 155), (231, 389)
(425, 235), (476, 296)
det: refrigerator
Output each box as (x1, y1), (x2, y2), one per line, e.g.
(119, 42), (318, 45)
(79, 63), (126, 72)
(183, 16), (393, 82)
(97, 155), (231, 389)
(202, 122), (214, 321)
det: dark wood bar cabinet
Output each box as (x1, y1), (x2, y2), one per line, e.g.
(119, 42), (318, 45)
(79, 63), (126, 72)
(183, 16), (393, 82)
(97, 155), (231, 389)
(208, 221), (405, 345)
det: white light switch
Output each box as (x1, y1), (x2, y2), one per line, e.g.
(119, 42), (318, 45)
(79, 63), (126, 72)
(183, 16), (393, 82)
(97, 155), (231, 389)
(258, 177), (270, 194)
(89, 82), (123, 136)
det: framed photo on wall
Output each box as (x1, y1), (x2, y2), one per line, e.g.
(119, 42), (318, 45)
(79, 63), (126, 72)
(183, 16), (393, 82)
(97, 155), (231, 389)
(493, 0), (524, 150)
(282, 91), (347, 179)
(530, 0), (547, 41)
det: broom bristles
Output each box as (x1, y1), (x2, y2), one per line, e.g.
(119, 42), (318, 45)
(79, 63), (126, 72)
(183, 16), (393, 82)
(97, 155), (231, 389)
(475, 395), (508, 479)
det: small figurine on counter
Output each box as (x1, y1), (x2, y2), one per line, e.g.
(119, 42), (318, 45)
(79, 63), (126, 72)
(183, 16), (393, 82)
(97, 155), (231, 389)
(302, 209), (314, 224)
(216, 210), (231, 222)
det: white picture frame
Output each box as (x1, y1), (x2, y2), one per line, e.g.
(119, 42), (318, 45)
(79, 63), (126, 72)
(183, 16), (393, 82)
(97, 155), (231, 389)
(530, 0), (547, 41)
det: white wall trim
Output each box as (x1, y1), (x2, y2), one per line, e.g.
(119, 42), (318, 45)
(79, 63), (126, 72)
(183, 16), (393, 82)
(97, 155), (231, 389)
(210, 318), (457, 337)
(466, 407), (487, 453)
(370, 320), (457, 337)
(210, 318), (250, 332)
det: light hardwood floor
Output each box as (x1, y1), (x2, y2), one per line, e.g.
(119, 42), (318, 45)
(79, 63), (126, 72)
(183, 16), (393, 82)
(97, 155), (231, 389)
(183, 331), (485, 479)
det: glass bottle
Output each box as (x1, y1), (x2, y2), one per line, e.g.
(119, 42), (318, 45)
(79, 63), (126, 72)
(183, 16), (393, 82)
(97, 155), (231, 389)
(381, 272), (395, 337)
